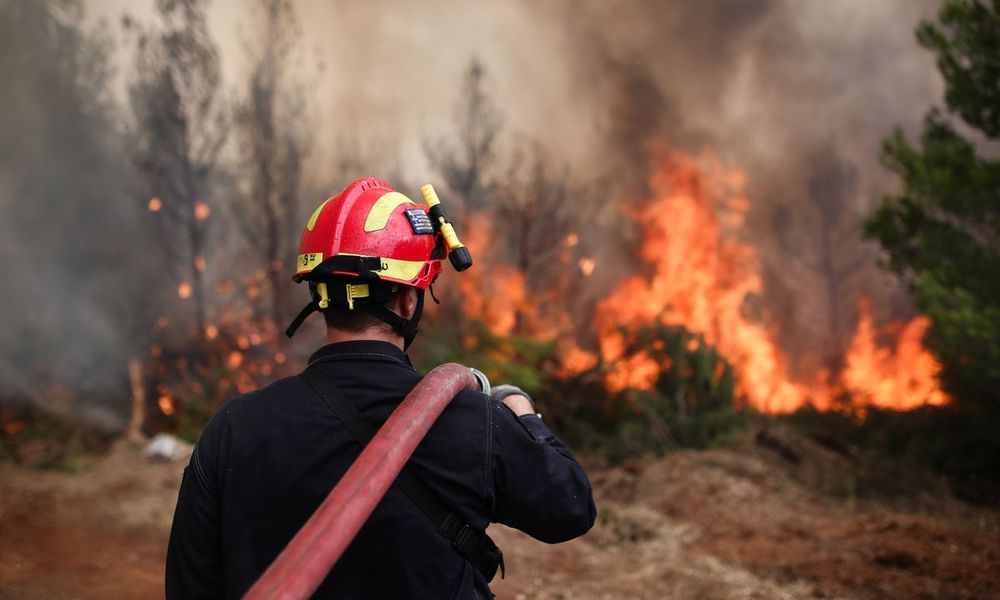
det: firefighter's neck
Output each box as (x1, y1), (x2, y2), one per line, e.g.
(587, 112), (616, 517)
(325, 326), (403, 351)
(324, 290), (416, 351)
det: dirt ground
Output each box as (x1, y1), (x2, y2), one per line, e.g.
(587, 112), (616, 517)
(1, 430), (997, 600)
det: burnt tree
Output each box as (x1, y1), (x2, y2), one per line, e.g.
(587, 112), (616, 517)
(233, 0), (309, 334)
(126, 0), (228, 339)
(424, 59), (502, 223)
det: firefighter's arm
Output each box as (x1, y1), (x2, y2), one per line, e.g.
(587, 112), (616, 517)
(165, 413), (228, 599)
(489, 387), (596, 543)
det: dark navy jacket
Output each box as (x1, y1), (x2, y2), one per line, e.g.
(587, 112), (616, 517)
(165, 340), (596, 599)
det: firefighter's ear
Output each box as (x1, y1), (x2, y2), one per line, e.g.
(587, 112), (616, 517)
(398, 287), (419, 319)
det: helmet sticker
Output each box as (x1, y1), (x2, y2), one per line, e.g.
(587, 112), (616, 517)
(404, 208), (434, 235)
(296, 252), (323, 273)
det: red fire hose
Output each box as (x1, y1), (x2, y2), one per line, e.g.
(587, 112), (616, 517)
(242, 363), (477, 600)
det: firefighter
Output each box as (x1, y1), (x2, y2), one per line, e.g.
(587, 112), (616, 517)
(166, 177), (596, 599)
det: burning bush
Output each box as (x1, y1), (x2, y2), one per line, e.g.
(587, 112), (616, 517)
(566, 322), (749, 463)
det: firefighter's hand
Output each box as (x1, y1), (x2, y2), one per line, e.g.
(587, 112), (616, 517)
(491, 384), (535, 417)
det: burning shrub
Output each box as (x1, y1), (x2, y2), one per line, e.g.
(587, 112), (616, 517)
(146, 321), (297, 442)
(555, 321), (751, 463)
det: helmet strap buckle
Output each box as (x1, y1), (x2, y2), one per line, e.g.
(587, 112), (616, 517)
(316, 282), (331, 309)
(345, 283), (371, 310)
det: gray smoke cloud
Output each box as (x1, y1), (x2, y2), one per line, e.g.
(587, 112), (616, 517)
(0, 0), (159, 429)
(4, 0), (944, 421)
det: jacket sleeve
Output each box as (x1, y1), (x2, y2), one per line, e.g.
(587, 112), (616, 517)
(165, 411), (228, 599)
(490, 401), (596, 543)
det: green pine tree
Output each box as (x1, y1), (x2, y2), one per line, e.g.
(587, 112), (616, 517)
(865, 0), (1000, 408)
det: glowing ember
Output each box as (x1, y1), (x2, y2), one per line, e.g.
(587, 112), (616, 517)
(148, 196), (162, 212)
(177, 282), (193, 299)
(565, 233), (579, 247)
(194, 200), (211, 221)
(3, 420), (26, 435)
(274, 352), (287, 365)
(194, 256), (207, 272)
(578, 257), (596, 277)
(158, 395), (175, 415)
(227, 351), (244, 369)
(205, 324), (219, 340)
(250, 333), (262, 346)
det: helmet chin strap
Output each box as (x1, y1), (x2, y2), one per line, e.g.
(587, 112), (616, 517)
(286, 282), (425, 347)
(359, 289), (424, 350)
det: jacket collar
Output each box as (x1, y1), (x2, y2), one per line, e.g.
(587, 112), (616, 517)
(308, 340), (411, 368)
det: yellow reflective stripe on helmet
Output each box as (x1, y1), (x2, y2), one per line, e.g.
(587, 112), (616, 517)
(306, 199), (331, 231)
(335, 253), (424, 282)
(296, 252), (324, 274)
(379, 257), (424, 281)
(364, 192), (414, 232)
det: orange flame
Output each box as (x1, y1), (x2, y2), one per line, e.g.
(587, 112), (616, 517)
(595, 149), (947, 413)
(843, 300), (947, 410)
(456, 216), (528, 337)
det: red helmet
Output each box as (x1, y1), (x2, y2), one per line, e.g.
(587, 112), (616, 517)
(286, 177), (470, 341)
(293, 177), (443, 289)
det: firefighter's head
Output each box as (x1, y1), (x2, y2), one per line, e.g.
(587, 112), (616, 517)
(285, 177), (448, 348)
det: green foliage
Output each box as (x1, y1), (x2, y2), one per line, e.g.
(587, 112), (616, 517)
(418, 319), (556, 396)
(916, 0), (1000, 138)
(864, 0), (1000, 408)
(786, 403), (1000, 500)
(0, 406), (113, 469)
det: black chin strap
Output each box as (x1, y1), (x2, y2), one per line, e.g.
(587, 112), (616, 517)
(285, 289), (425, 349)
(362, 289), (424, 350)
(286, 300), (320, 338)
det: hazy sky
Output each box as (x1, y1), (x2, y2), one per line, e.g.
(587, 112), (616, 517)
(85, 0), (942, 187)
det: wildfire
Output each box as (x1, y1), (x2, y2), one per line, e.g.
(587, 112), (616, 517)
(594, 149), (947, 413)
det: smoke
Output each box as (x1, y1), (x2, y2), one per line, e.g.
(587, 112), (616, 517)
(276, 0), (943, 376)
(0, 0), (156, 429)
(538, 0), (944, 376)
